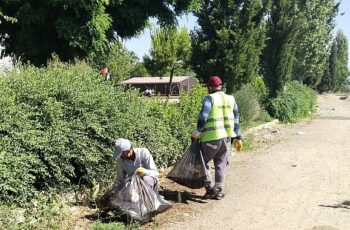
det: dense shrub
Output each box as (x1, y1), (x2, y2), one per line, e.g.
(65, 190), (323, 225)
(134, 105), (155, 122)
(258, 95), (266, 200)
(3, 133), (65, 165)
(344, 84), (350, 93)
(145, 85), (207, 166)
(234, 84), (261, 124)
(255, 109), (273, 123)
(250, 76), (268, 103)
(0, 61), (206, 203)
(267, 81), (316, 122)
(174, 85), (208, 147)
(0, 61), (122, 202)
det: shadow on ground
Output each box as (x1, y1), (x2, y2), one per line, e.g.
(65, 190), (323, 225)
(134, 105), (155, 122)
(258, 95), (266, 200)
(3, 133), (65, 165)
(319, 200), (350, 210)
(84, 210), (152, 225)
(159, 187), (207, 204)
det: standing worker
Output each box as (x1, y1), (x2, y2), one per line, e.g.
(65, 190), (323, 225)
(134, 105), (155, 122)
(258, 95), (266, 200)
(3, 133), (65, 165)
(192, 76), (242, 200)
(113, 138), (160, 192)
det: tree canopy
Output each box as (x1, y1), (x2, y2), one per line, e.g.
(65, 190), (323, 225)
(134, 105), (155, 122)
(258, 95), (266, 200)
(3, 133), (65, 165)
(262, 0), (340, 95)
(88, 41), (139, 84)
(262, 0), (303, 97)
(0, 0), (202, 66)
(292, 0), (339, 88)
(319, 30), (349, 92)
(191, 0), (271, 94)
(143, 26), (193, 77)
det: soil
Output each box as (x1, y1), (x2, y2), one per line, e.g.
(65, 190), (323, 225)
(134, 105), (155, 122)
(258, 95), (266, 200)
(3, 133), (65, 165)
(70, 94), (350, 230)
(142, 94), (350, 230)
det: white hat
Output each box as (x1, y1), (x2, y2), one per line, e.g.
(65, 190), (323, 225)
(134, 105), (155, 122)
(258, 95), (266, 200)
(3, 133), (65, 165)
(114, 138), (131, 158)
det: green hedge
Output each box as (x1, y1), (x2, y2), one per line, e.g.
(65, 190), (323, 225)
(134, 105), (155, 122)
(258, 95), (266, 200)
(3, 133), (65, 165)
(0, 62), (119, 202)
(144, 85), (207, 166)
(267, 81), (317, 122)
(0, 61), (205, 203)
(234, 84), (261, 124)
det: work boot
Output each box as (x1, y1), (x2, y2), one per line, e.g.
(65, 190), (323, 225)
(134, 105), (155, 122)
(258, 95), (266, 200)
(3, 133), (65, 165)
(203, 187), (225, 200)
(214, 187), (225, 200)
(203, 187), (217, 199)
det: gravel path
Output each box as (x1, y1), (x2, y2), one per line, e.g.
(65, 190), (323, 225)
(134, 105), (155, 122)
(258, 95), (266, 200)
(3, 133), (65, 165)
(152, 94), (350, 230)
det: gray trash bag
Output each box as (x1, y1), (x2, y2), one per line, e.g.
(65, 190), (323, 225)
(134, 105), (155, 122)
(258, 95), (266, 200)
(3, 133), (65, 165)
(97, 174), (171, 222)
(167, 140), (210, 189)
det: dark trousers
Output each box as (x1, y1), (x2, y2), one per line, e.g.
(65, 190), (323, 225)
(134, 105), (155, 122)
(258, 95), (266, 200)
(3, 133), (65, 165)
(200, 137), (230, 189)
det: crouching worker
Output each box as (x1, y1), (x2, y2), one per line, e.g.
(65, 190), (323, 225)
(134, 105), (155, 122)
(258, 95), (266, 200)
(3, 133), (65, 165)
(97, 138), (170, 221)
(113, 138), (159, 191)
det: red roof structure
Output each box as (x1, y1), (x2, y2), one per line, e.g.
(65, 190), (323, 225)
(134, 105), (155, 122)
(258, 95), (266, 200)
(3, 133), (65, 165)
(122, 76), (193, 84)
(122, 76), (198, 96)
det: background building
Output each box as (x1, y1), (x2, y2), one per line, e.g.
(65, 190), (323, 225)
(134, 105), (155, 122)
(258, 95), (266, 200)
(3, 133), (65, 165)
(122, 76), (198, 96)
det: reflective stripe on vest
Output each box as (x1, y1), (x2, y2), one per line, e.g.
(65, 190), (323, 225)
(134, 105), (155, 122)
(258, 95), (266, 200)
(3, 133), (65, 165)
(201, 91), (236, 142)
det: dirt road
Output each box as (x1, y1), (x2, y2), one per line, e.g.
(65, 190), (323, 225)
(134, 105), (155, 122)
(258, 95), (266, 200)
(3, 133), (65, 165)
(151, 94), (350, 230)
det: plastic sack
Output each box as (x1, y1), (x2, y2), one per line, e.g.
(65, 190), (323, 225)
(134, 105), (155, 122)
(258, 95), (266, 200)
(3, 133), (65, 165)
(97, 175), (171, 221)
(167, 140), (210, 189)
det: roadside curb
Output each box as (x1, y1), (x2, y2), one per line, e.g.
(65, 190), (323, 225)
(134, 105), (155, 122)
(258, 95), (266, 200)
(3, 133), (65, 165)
(246, 119), (279, 134)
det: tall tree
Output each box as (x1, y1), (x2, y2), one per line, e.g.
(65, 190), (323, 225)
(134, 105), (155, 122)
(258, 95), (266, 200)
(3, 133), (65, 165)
(0, 0), (112, 66)
(318, 40), (337, 92)
(107, 0), (203, 38)
(143, 26), (193, 76)
(319, 30), (349, 92)
(292, 0), (339, 88)
(334, 30), (349, 91)
(262, 0), (303, 97)
(0, 0), (202, 66)
(191, 0), (271, 94)
(144, 26), (193, 96)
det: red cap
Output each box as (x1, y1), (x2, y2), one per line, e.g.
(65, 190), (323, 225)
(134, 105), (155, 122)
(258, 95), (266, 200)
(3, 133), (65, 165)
(207, 76), (222, 87)
(101, 67), (108, 75)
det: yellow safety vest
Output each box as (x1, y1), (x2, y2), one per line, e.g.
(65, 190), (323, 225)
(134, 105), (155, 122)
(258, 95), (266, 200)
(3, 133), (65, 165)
(200, 91), (236, 142)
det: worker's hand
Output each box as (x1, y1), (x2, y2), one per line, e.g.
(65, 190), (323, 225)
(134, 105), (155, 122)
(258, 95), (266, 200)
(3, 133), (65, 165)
(191, 129), (201, 141)
(135, 167), (145, 177)
(233, 139), (242, 152)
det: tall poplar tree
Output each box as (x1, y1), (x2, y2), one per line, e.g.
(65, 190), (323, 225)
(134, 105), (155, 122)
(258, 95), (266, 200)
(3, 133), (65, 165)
(262, 0), (303, 97)
(319, 30), (349, 92)
(292, 0), (339, 88)
(191, 0), (271, 94)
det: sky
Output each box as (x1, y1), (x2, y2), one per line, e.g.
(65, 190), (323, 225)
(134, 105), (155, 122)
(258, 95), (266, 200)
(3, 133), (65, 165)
(124, 1), (350, 67)
(335, 0), (350, 64)
(123, 14), (197, 59)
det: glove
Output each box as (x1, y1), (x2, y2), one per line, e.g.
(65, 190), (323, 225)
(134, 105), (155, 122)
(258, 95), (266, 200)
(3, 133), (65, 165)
(135, 167), (145, 176)
(233, 139), (242, 152)
(191, 129), (201, 141)
(230, 136), (241, 144)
